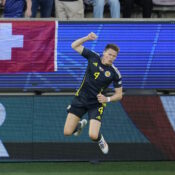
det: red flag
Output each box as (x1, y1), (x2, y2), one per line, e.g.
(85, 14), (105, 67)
(0, 21), (56, 73)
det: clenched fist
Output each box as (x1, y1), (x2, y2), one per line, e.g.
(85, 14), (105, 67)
(97, 93), (108, 103)
(87, 32), (98, 40)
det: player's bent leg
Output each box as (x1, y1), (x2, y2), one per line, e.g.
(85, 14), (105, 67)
(89, 119), (101, 140)
(89, 119), (109, 154)
(64, 113), (80, 136)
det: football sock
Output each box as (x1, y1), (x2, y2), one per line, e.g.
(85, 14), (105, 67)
(92, 132), (102, 142)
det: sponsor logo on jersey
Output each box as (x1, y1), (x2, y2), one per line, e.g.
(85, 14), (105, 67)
(93, 62), (98, 67)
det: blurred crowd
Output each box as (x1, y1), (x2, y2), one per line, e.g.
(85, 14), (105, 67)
(0, 0), (175, 19)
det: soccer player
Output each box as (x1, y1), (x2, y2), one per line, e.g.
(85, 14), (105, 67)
(64, 32), (123, 154)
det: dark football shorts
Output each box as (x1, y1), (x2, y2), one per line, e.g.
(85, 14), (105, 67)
(67, 96), (105, 122)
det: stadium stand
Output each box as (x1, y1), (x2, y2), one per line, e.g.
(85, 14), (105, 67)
(0, 1), (175, 18)
(84, 1), (175, 18)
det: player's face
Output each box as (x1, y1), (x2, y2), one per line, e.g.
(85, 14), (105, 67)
(102, 48), (118, 66)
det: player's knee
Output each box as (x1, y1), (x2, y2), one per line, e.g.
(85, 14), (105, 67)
(89, 132), (98, 141)
(64, 128), (73, 136)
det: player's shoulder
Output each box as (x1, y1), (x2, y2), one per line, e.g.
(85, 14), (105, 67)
(84, 48), (100, 57)
(111, 64), (122, 78)
(91, 50), (100, 57)
(89, 49), (100, 58)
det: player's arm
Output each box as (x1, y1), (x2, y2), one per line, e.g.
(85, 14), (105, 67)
(97, 87), (123, 103)
(71, 32), (97, 54)
(109, 87), (123, 102)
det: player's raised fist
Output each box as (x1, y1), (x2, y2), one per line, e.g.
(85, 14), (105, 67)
(87, 32), (98, 40)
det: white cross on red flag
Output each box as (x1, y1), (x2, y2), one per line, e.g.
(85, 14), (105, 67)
(0, 21), (57, 73)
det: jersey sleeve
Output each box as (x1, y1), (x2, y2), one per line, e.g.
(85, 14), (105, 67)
(81, 47), (99, 60)
(112, 67), (122, 88)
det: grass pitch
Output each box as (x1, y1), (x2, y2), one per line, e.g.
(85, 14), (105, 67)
(0, 161), (174, 175)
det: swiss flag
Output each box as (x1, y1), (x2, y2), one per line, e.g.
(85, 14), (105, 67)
(0, 21), (57, 73)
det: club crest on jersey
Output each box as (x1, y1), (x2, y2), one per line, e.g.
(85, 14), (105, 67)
(105, 71), (111, 77)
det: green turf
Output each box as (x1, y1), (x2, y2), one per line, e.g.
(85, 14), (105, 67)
(0, 161), (175, 175)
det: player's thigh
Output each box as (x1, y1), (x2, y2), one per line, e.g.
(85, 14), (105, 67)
(64, 113), (80, 135)
(89, 119), (101, 140)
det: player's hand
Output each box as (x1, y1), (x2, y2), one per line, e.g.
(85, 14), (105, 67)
(87, 32), (98, 40)
(97, 93), (107, 103)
